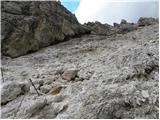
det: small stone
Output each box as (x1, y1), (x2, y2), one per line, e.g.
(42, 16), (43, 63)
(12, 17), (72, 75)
(40, 85), (52, 93)
(150, 40), (156, 43)
(29, 84), (40, 94)
(55, 69), (64, 75)
(21, 71), (28, 76)
(32, 74), (40, 79)
(132, 36), (136, 40)
(32, 79), (44, 85)
(47, 87), (63, 95)
(41, 76), (46, 79)
(62, 70), (78, 81)
(141, 90), (149, 98)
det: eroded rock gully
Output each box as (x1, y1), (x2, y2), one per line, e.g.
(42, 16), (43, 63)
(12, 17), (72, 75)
(1, 23), (159, 119)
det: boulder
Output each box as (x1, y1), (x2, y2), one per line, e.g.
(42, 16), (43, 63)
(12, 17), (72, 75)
(84, 21), (115, 35)
(84, 19), (139, 35)
(1, 1), (90, 58)
(113, 23), (120, 28)
(118, 23), (138, 34)
(62, 70), (78, 81)
(1, 81), (30, 105)
(120, 19), (127, 24)
(138, 17), (159, 26)
(113, 19), (138, 34)
(15, 96), (47, 118)
(1, 95), (48, 119)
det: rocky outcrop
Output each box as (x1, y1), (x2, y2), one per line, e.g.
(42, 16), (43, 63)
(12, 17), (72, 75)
(114, 19), (138, 34)
(2, 0), (158, 59)
(138, 17), (159, 26)
(84, 21), (115, 35)
(85, 18), (158, 35)
(84, 19), (138, 35)
(1, 1), (90, 58)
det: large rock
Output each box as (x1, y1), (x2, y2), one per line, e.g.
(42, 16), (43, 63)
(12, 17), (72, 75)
(84, 19), (138, 35)
(1, 1), (90, 58)
(113, 19), (138, 34)
(138, 17), (159, 26)
(118, 21), (138, 34)
(85, 18), (158, 36)
(84, 21), (115, 35)
(1, 95), (48, 119)
(1, 81), (30, 105)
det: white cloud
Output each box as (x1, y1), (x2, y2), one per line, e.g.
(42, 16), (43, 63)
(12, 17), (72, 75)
(75, 0), (159, 25)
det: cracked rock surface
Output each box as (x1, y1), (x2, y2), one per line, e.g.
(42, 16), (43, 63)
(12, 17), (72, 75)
(1, 24), (159, 119)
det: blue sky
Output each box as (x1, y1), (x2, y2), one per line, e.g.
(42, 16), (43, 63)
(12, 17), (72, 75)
(60, 0), (159, 25)
(60, 0), (80, 13)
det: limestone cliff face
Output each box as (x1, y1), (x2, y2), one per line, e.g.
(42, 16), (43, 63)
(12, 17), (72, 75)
(84, 18), (158, 36)
(1, 1), (89, 58)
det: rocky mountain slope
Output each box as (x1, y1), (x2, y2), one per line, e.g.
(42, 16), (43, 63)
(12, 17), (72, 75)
(2, 2), (158, 58)
(1, 1), (159, 119)
(1, 23), (159, 118)
(1, 1), (89, 58)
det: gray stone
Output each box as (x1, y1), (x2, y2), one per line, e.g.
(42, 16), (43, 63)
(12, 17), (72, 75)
(138, 17), (159, 26)
(84, 20), (139, 35)
(15, 96), (47, 118)
(118, 23), (138, 34)
(40, 85), (52, 93)
(84, 21), (115, 35)
(1, 1), (89, 58)
(1, 95), (48, 119)
(141, 90), (149, 98)
(120, 19), (127, 24)
(1, 81), (30, 105)
(62, 70), (78, 81)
